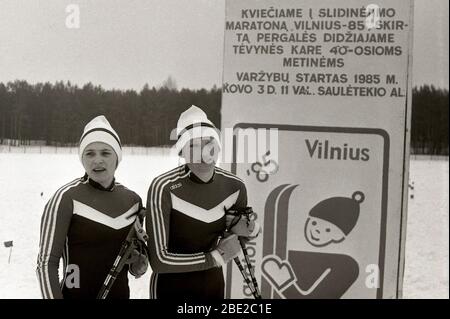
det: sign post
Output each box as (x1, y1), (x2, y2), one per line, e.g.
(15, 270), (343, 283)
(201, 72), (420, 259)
(221, 0), (413, 299)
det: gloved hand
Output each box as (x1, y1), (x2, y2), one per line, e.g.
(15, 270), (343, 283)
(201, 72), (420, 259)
(134, 209), (148, 242)
(211, 234), (241, 266)
(127, 246), (149, 278)
(226, 216), (261, 239)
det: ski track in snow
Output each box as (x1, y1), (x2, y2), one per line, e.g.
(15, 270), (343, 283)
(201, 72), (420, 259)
(0, 151), (448, 299)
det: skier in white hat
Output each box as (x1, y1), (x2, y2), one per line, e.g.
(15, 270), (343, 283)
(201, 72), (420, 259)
(37, 115), (148, 299)
(146, 105), (260, 299)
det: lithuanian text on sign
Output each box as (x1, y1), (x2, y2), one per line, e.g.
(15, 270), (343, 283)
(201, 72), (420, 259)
(223, 3), (409, 99)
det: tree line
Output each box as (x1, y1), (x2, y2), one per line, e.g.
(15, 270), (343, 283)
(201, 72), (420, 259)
(0, 81), (448, 154)
(411, 85), (448, 155)
(0, 80), (221, 147)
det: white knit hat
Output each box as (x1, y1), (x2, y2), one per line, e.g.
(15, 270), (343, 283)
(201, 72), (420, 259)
(79, 115), (122, 164)
(175, 105), (221, 155)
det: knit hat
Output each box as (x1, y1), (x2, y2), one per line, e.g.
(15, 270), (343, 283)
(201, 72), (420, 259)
(78, 115), (122, 164)
(309, 191), (365, 235)
(175, 105), (221, 155)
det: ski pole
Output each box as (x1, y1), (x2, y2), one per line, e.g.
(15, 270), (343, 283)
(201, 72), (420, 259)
(97, 237), (137, 299)
(233, 257), (260, 299)
(239, 239), (261, 298)
(224, 206), (262, 299)
(97, 211), (144, 299)
(217, 233), (260, 299)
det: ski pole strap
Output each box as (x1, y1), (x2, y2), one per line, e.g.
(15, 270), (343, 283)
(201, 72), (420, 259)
(225, 206), (254, 217)
(226, 215), (242, 232)
(225, 206), (255, 232)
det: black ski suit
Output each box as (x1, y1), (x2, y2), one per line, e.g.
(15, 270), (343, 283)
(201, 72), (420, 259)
(37, 175), (142, 299)
(146, 165), (248, 299)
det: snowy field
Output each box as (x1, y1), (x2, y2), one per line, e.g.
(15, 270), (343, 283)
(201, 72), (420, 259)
(403, 155), (449, 299)
(0, 149), (448, 299)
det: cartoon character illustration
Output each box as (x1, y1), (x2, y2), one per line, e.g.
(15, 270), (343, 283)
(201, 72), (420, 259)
(304, 191), (364, 247)
(261, 187), (364, 299)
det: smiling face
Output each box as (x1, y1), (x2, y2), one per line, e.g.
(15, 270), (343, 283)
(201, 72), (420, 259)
(304, 217), (346, 247)
(81, 142), (117, 188)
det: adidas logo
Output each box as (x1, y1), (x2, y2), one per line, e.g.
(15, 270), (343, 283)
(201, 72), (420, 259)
(170, 182), (182, 191)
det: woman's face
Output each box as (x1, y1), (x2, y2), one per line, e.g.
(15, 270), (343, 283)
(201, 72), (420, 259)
(182, 137), (219, 171)
(81, 142), (117, 187)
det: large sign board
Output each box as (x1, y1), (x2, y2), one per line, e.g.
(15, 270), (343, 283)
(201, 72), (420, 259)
(221, 0), (413, 299)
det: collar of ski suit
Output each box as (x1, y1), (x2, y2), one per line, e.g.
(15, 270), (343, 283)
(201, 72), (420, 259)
(83, 173), (116, 191)
(184, 165), (216, 184)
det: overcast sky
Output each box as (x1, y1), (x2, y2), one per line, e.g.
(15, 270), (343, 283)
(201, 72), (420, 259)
(0, 0), (448, 90)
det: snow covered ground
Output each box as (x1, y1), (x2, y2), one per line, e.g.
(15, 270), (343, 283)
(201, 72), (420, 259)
(0, 149), (448, 299)
(403, 156), (449, 299)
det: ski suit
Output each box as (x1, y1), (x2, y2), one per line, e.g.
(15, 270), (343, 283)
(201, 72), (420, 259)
(37, 174), (142, 299)
(146, 165), (247, 299)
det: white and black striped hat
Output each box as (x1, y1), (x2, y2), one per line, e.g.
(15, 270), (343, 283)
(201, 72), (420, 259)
(78, 115), (122, 164)
(175, 105), (221, 155)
